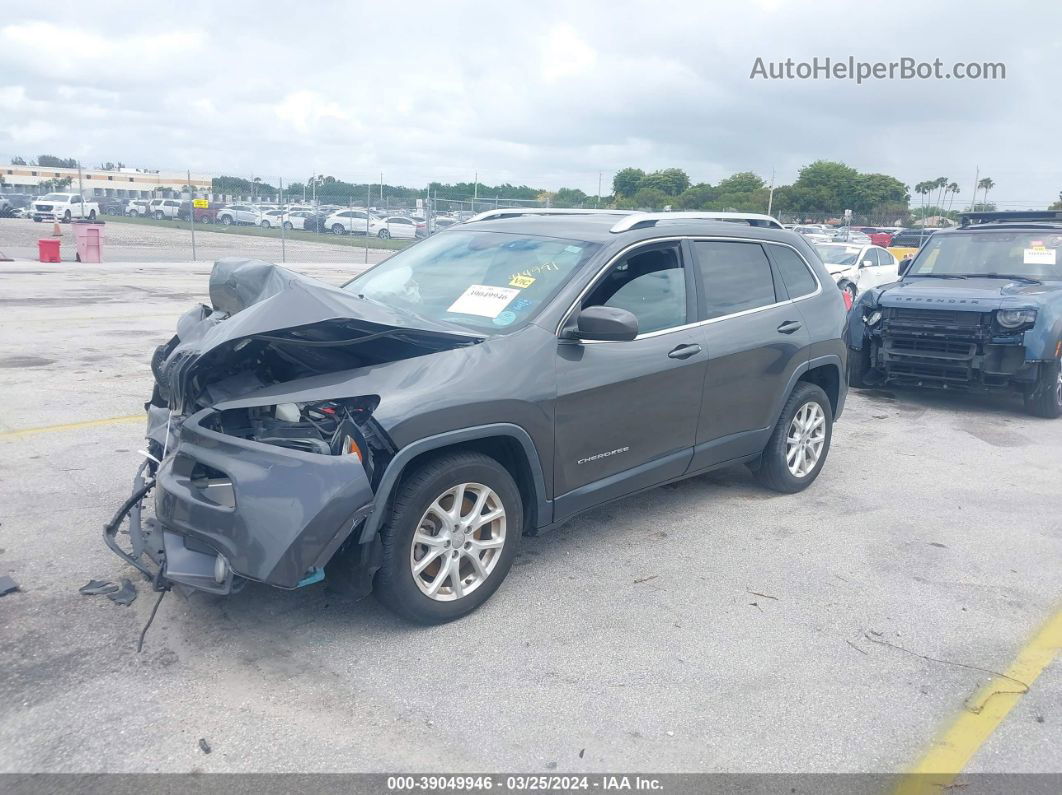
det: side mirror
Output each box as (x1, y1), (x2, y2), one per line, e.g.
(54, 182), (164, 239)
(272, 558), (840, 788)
(898, 257), (913, 277)
(861, 259), (874, 268)
(569, 305), (639, 342)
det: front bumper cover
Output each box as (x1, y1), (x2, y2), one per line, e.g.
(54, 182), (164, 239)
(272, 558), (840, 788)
(106, 408), (375, 594)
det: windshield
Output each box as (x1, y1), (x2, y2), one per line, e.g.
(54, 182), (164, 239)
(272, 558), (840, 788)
(907, 230), (1062, 280)
(814, 244), (863, 266)
(41, 193), (70, 201)
(343, 230), (600, 333)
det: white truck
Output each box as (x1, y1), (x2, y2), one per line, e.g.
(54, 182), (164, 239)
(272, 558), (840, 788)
(31, 193), (100, 223)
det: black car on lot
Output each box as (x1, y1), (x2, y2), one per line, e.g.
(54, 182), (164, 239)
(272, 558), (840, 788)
(891, 228), (939, 247)
(105, 210), (848, 623)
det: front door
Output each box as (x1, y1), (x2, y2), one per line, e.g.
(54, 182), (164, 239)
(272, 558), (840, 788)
(553, 242), (706, 521)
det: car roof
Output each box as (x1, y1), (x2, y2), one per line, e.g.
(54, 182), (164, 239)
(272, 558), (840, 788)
(459, 212), (794, 245)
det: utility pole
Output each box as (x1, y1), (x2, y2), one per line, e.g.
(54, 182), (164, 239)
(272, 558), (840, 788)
(379, 172), (383, 207)
(77, 161), (85, 218)
(279, 176), (286, 263)
(365, 182), (371, 264)
(188, 168), (196, 261)
(767, 168), (776, 216)
(969, 165), (980, 212)
(597, 171), (602, 208)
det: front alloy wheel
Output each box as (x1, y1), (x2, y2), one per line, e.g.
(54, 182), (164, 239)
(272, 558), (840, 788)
(374, 451), (522, 623)
(410, 483), (506, 601)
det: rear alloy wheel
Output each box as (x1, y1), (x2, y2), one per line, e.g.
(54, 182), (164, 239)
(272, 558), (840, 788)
(377, 228), (390, 239)
(283, 221), (293, 231)
(1024, 359), (1062, 419)
(374, 452), (522, 623)
(332, 223), (346, 235)
(755, 382), (833, 493)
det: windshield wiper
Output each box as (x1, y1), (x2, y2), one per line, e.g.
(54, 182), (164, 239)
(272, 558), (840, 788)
(907, 273), (967, 279)
(963, 273), (1042, 284)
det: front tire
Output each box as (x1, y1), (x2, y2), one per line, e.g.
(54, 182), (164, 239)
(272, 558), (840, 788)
(1024, 360), (1062, 419)
(63, 210), (71, 222)
(332, 223), (346, 235)
(377, 228), (390, 239)
(847, 345), (871, 388)
(221, 215), (233, 226)
(261, 220), (271, 228)
(755, 382), (833, 493)
(283, 221), (293, 231)
(373, 451), (522, 624)
(88, 210), (97, 221)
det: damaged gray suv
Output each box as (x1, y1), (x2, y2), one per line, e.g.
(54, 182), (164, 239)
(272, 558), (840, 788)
(105, 210), (848, 623)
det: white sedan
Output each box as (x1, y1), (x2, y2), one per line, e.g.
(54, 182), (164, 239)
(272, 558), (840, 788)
(368, 215), (418, 239)
(325, 209), (370, 235)
(813, 243), (899, 301)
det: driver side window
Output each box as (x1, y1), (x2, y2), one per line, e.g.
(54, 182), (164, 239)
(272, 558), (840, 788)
(582, 245), (687, 335)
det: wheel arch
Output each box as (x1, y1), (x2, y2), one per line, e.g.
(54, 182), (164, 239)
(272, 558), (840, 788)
(358, 423), (550, 544)
(768, 354), (846, 429)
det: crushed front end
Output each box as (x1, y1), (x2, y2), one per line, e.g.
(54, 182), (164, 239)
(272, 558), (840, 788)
(103, 258), (477, 597)
(850, 298), (1041, 393)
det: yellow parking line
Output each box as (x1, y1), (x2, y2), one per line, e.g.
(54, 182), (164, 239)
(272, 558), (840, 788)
(895, 608), (1062, 794)
(0, 414), (143, 440)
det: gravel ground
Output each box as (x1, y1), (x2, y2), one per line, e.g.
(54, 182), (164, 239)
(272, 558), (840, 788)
(0, 217), (393, 264)
(0, 261), (1059, 776)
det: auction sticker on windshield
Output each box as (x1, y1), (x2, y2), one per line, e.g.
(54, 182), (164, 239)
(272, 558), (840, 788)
(1024, 247), (1056, 265)
(448, 285), (521, 318)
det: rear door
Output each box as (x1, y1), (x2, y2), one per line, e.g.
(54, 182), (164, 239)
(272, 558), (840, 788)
(553, 241), (707, 521)
(866, 247), (898, 287)
(689, 239), (812, 470)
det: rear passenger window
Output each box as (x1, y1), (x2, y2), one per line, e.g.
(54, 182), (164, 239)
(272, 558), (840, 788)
(771, 246), (818, 298)
(693, 241), (777, 319)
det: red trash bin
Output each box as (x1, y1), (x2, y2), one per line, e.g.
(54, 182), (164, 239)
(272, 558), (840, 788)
(73, 221), (104, 263)
(38, 238), (61, 263)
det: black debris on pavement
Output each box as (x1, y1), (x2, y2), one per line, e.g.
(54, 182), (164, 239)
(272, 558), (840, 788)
(107, 578), (137, 606)
(79, 579), (119, 595)
(198, 738), (212, 754)
(0, 575), (19, 596)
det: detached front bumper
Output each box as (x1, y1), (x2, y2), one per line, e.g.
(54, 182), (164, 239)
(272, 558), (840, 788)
(108, 408), (376, 595)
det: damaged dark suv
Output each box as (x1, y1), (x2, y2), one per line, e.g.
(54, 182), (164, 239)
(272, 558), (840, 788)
(106, 210), (848, 623)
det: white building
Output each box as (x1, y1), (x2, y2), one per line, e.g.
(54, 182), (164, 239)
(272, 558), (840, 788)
(1, 164), (211, 198)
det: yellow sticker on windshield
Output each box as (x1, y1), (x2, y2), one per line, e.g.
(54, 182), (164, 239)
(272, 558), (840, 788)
(509, 275), (536, 289)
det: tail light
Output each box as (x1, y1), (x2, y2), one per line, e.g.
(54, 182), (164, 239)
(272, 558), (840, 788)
(842, 288), (853, 311)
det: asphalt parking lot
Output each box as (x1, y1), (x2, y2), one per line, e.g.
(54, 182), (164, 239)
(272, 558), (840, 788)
(0, 260), (1059, 778)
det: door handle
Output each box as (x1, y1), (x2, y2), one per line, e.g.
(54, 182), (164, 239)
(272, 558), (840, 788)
(776, 320), (802, 335)
(668, 343), (702, 359)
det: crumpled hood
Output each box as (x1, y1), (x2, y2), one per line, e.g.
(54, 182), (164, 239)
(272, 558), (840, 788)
(153, 258), (480, 413)
(877, 277), (1047, 310)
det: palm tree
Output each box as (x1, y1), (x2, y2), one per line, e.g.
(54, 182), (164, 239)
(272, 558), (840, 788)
(914, 181), (933, 223)
(933, 177), (949, 216)
(945, 182), (960, 215)
(978, 177), (995, 208)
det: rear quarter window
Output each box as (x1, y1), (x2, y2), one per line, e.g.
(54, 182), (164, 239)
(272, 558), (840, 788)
(770, 246), (818, 298)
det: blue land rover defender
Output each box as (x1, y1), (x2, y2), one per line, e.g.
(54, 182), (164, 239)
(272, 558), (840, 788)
(846, 211), (1062, 418)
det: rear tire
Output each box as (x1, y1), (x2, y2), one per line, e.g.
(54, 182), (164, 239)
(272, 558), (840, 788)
(756, 382), (833, 493)
(1024, 360), (1062, 419)
(283, 221), (293, 231)
(373, 451), (522, 624)
(63, 210), (71, 222)
(261, 220), (270, 228)
(88, 210), (97, 221)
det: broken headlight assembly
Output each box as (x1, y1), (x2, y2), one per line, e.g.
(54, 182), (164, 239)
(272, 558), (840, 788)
(863, 308), (883, 327)
(995, 308), (1037, 329)
(206, 396), (385, 473)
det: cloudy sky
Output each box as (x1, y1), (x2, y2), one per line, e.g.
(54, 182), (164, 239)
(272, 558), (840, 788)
(2, 0), (1060, 204)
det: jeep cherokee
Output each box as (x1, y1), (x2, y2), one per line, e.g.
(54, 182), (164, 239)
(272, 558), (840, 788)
(104, 209), (848, 623)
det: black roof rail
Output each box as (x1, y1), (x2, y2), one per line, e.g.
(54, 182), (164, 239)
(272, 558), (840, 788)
(959, 210), (1062, 227)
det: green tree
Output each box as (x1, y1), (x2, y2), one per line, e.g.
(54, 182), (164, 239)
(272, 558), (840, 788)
(37, 155), (78, 169)
(786, 161), (861, 218)
(675, 183), (715, 209)
(38, 177), (73, 191)
(612, 167), (645, 197)
(709, 171), (769, 211)
(639, 168), (690, 196)
(617, 186), (670, 210)
(553, 187), (588, 207)
(10, 156), (26, 166)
